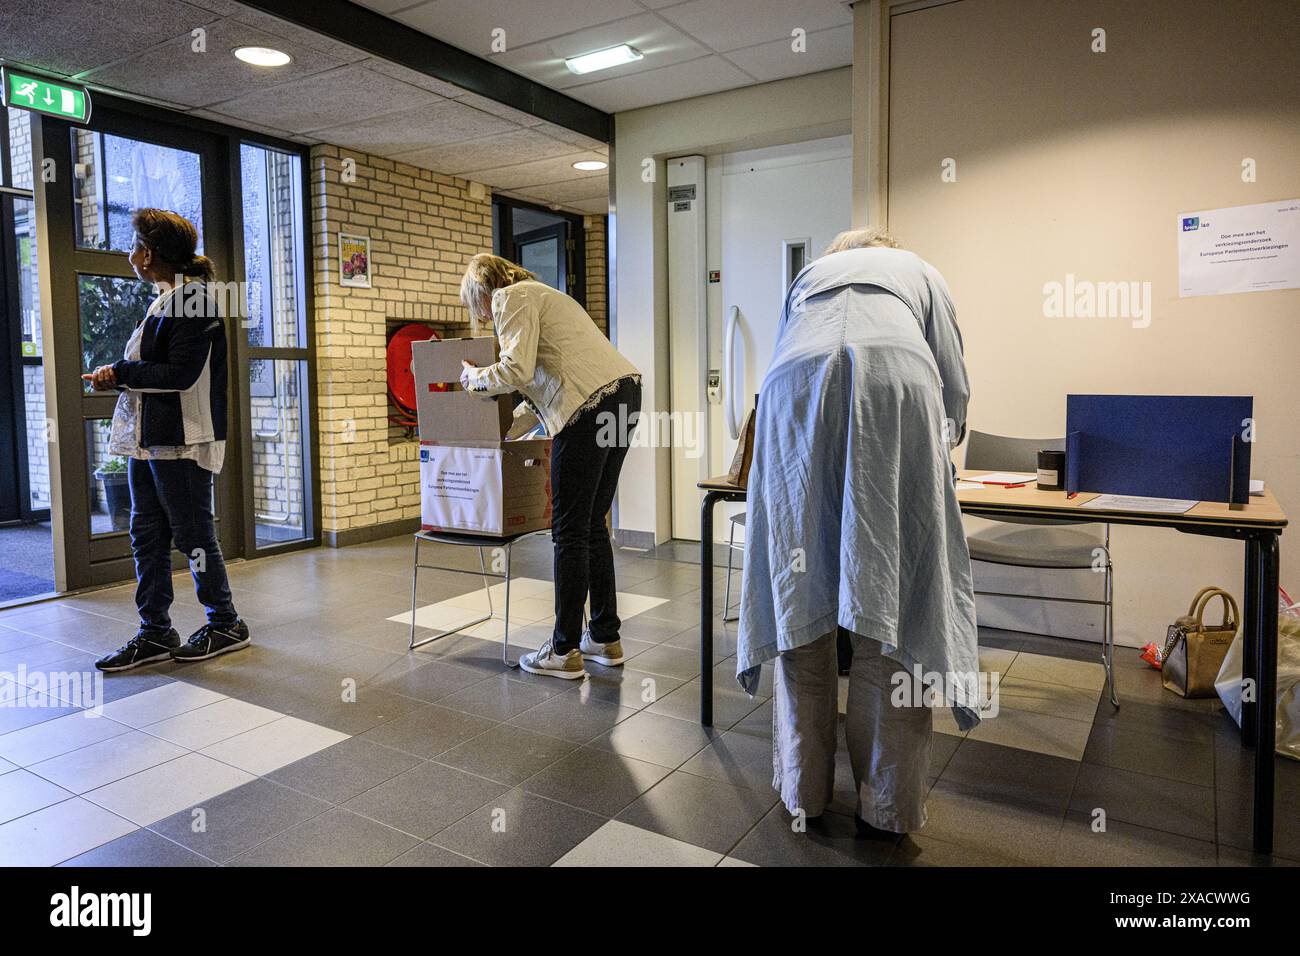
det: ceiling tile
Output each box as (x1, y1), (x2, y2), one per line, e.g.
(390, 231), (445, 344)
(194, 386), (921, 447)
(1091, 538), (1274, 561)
(347, 0), (420, 14)
(657, 0), (851, 54)
(450, 91), (547, 127)
(725, 24), (853, 83)
(229, 4), (371, 62)
(394, 0), (644, 58)
(391, 127), (576, 175)
(314, 98), (519, 153)
(531, 121), (608, 152)
(460, 151), (607, 190)
(506, 177), (608, 204)
(202, 62), (443, 134)
(490, 12), (706, 91)
(78, 16), (348, 108)
(1, 0), (215, 78)
(568, 196), (609, 215)
(566, 54), (752, 112)
(362, 57), (469, 97)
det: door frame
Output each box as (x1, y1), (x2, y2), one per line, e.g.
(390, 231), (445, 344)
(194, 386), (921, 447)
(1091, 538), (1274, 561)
(29, 95), (318, 592)
(492, 195), (586, 307)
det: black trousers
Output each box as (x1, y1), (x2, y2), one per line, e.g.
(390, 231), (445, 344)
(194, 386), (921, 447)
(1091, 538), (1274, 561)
(549, 377), (641, 654)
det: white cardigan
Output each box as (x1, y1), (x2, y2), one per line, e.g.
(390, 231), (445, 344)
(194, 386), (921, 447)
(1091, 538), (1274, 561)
(462, 281), (639, 436)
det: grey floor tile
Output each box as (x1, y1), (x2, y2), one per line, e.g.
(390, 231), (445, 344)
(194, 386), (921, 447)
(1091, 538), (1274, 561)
(617, 616), (694, 645)
(1089, 695), (1218, 744)
(506, 690), (635, 744)
(922, 780), (1065, 865)
(1054, 810), (1217, 866)
(357, 704), (498, 759)
(436, 672), (556, 721)
(728, 806), (893, 867)
(939, 739), (1079, 813)
(430, 787), (604, 867)
(647, 675), (763, 729)
(232, 807), (419, 866)
(891, 833), (1026, 867)
(1214, 779), (1300, 861)
(148, 777), (332, 864)
(732, 699), (773, 738)
(680, 729), (774, 792)
(617, 643), (701, 682)
(1083, 722), (1214, 786)
(344, 761), (507, 839)
(582, 667), (685, 711)
(436, 725), (577, 786)
(373, 659), (490, 703)
(591, 710), (716, 768)
(523, 746), (671, 816)
(387, 841), (485, 867)
(268, 737), (422, 804)
(286, 683), (430, 736)
(617, 770), (777, 854)
(57, 827), (215, 867)
(1069, 763), (1215, 842)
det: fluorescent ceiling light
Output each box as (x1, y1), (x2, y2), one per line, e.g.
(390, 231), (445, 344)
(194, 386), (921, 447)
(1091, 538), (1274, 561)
(233, 46), (292, 67)
(564, 44), (642, 75)
(572, 160), (608, 171)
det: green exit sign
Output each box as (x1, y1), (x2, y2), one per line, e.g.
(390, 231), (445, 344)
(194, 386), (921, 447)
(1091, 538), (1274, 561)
(1, 67), (92, 123)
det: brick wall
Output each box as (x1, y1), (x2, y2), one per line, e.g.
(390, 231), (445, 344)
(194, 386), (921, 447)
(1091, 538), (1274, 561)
(583, 214), (608, 334)
(309, 144), (492, 538)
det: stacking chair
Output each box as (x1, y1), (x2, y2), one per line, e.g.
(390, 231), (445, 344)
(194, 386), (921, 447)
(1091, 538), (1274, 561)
(964, 431), (1118, 707)
(722, 511), (746, 622)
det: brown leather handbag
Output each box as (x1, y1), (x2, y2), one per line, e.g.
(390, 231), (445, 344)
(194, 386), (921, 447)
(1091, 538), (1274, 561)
(1162, 587), (1240, 698)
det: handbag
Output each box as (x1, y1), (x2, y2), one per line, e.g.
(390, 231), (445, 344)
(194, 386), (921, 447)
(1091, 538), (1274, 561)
(1162, 586), (1239, 698)
(726, 407), (756, 488)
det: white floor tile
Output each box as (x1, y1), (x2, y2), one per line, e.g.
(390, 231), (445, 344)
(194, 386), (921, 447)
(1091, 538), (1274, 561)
(994, 676), (1101, 723)
(82, 752), (255, 826)
(199, 716), (348, 776)
(1006, 651), (1106, 692)
(718, 856), (759, 867)
(612, 593), (670, 618)
(29, 732), (188, 794)
(966, 704), (1094, 760)
(0, 797), (137, 867)
(554, 820), (722, 867)
(0, 712), (132, 766)
(0, 769), (75, 825)
(142, 697), (282, 750)
(99, 682), (226, 728)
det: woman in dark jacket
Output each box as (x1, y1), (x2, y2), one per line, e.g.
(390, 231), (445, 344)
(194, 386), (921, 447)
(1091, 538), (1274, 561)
(86, 208), (249, 671)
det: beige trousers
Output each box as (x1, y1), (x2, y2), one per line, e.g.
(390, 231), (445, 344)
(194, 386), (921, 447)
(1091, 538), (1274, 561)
(772, 630), (933, 832)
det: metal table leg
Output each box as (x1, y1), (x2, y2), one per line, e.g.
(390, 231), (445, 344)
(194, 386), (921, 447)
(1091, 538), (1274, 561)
(700, 491), (721, 727)
(1242, 537), (1260, 744)
(1252, 533), (1279, 854)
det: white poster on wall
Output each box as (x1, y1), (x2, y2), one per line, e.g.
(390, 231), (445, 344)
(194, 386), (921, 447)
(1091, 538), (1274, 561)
(1178, 199), (1300, 297)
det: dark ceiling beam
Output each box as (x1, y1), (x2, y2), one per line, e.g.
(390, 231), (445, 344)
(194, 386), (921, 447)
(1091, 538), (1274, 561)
(236, 0), (611, 143)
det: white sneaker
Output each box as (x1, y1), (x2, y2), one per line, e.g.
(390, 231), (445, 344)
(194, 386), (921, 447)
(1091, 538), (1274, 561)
(579, 630), (625, 666)
(519, 640), (587, 679)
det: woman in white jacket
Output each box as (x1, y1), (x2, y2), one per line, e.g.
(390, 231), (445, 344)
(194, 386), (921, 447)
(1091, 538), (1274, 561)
(459, 254), (642, 679)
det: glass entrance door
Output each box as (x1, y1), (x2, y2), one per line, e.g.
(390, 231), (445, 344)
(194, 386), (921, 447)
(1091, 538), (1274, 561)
(34, 107), (238, 590)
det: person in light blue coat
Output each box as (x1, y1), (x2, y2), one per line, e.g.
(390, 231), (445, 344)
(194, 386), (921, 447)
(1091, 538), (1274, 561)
(737, 228), (982, 836)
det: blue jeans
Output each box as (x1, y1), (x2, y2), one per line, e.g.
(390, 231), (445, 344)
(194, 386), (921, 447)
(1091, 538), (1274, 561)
(128, 457), (238, 633)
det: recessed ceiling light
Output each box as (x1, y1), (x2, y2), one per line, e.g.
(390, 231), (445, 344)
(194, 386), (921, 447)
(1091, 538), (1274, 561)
(564, 44), (642, 75)
(572, 160), (608, 171)
(233, 46), (292, 67)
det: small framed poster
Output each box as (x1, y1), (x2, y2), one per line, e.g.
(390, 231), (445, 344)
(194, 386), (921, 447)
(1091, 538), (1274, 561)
(338, 232), (371, 288)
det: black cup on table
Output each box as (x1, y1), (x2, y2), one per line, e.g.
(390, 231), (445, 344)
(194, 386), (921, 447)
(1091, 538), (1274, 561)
(1036, 449), (1066, 491)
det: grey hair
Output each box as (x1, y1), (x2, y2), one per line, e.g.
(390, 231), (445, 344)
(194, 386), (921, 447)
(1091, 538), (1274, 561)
(823, 227), (900, 256)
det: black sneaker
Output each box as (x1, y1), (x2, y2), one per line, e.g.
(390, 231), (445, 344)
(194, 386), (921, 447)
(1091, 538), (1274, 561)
(95, 628), (181, 672)
(171, 621), (251, 662)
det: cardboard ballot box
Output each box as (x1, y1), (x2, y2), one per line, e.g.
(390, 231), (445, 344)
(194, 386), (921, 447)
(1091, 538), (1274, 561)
(411, 337), (552, 536)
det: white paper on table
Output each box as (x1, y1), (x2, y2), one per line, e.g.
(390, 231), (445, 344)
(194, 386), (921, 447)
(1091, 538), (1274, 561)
(955, 480), (984, 490)
(1250, 479), (1265, 497)
(1079, 494), (1198, 515)
(1178, 199), (1300, 298)
(968, 472), (1037, 485)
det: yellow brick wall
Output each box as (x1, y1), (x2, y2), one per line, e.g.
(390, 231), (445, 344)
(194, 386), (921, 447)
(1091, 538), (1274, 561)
(310, 144), (492, 537)
(583, 214), (608, 335)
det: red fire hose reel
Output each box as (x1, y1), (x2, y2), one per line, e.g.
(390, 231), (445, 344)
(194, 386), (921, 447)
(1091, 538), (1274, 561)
(386, 323), (445, 428)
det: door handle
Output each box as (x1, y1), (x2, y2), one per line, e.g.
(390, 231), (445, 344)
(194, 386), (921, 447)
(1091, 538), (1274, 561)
(724, 305), (742, 440)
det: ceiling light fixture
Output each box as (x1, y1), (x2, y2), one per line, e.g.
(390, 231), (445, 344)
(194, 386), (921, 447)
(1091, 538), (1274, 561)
(564, 44), (642, 75)
(572, 160), (608, 171)
(233, 46), (292, 67)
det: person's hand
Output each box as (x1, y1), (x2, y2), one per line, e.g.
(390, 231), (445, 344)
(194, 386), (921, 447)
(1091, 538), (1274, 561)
(460, 359), (476, 391)
(81, 365), (117, 390)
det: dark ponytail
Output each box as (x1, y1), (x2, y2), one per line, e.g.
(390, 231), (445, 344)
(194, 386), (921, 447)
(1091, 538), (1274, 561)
(131, 208), (214, 281)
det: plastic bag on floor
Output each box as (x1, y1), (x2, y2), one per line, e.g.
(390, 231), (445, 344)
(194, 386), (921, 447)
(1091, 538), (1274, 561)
(1215, 586), (1300, 761)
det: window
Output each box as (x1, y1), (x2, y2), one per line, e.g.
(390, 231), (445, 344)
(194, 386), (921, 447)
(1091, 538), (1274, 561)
(77, 274), (150, 388)
(71, 129), (204, 253)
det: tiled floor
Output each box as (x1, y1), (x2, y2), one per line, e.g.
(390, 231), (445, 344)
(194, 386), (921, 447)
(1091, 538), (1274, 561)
(0, 532), (1295, 867)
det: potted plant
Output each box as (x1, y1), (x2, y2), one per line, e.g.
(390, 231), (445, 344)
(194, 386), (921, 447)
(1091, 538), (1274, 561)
(92, 456), (131, 531)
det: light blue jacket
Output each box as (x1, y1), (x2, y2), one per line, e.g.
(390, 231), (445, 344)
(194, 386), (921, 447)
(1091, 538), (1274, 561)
(736, 247), (982, 730)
